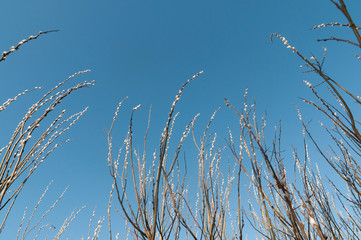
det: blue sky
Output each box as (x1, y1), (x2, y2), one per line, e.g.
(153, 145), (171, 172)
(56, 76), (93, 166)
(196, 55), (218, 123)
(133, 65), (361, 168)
(0, 0), (361, 238)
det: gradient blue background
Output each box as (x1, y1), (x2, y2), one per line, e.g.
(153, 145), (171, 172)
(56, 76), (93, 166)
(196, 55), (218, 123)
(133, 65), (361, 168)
(0, 0), (360, 238)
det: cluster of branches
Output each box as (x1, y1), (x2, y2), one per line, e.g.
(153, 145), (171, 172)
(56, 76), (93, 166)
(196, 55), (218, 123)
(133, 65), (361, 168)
(0, 31), (94, 237)
(106, 0), (361, 239)
(0, 0), (360, 239)
(107, 71), (239, 239)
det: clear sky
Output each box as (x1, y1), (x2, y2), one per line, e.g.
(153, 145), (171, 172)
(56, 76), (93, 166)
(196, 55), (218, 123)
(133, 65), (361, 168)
(0, 0), (361, 238)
